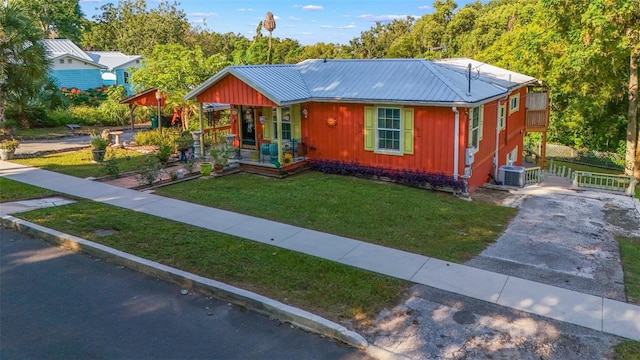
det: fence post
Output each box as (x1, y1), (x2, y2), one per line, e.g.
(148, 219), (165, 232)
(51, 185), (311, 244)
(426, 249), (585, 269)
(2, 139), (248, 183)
(573, 172), (579, 188)
(626, 179), (637, 197)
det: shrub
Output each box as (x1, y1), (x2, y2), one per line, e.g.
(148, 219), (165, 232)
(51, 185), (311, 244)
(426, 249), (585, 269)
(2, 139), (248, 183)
(68, 106), (110, 126)
(310, 160), (465, 192)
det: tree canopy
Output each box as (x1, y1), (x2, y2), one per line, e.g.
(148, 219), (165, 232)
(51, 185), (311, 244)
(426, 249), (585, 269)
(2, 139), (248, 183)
(4, 0), (638, 173)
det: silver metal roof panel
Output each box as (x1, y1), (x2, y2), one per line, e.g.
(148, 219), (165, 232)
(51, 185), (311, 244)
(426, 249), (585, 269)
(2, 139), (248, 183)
(185, 58), (538, 106)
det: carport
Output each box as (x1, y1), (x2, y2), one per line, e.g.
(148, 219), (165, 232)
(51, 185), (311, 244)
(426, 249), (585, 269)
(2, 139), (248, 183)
(119, 88), (167, 131)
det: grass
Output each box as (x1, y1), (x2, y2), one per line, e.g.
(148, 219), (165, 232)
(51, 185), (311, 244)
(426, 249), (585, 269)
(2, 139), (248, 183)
(617, 236), (640, 305)
(12, 148), (147, 178)
(613, 236), (640, 359)
(0, 178), (57, 202)
(16, 200), (409, 326)
(155, 172), (517, 263)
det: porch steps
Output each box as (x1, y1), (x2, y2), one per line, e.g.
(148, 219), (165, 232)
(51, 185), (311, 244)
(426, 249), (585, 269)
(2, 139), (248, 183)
(240, 160), (311, 178)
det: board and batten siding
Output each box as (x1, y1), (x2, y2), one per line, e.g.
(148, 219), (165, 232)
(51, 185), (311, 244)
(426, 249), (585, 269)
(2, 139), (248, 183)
(301, 102), (456, 175)
(197, 75), (277, 107)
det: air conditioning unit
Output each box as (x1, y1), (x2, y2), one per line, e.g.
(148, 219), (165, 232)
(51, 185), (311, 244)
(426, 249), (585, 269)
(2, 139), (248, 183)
(498, 165), (526, 187)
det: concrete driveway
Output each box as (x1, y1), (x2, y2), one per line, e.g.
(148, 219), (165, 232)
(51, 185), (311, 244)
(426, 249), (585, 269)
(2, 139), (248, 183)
(364, 181), (639, 359)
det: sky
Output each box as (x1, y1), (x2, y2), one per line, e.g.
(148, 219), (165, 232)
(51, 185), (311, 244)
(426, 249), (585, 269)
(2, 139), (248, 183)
(79, 0), (481, 45)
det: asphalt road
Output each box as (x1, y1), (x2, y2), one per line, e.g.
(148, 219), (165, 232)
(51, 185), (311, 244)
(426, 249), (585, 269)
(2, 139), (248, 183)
(0, 228), (368, 360)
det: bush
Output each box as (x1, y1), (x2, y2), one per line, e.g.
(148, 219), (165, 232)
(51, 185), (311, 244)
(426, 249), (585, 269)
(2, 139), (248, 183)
(310, 160), (465, 192)
(67, 106), (110, 126)
(134, 128), (182, 147)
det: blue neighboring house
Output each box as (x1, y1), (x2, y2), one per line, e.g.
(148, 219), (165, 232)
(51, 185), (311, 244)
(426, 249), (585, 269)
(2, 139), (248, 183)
(42, 39), (143, 94)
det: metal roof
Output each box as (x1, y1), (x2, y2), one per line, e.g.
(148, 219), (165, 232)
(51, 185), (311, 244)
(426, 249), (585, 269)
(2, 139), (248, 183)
(42, 39), (94, 62)
(185, 58), (538, 106)
(86, 51), (143, 70)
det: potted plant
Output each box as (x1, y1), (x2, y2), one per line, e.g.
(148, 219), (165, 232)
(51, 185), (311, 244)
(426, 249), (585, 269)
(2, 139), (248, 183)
(90, 134), (110, 162)
(0, 139), (19, 160)
(210, 144), (231, 173)
(175, 132), (194, 162)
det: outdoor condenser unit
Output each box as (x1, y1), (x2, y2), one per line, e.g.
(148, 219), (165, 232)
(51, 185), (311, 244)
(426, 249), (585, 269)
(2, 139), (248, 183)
(498, 165), (526, 187)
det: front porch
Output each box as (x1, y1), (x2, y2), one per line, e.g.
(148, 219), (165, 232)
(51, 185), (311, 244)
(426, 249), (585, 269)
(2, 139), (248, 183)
(229, 147), (310, 177)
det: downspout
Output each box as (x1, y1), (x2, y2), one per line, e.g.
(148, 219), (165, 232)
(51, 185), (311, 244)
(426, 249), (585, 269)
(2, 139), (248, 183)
(452, 107), (460, 180)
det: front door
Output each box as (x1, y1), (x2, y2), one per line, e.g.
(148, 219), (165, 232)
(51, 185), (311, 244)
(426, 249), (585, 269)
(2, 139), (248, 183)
(240, 106), (258, 149)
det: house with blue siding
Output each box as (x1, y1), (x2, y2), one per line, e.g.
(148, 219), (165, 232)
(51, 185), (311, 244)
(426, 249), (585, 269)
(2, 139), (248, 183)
(42, 39), (143, 94)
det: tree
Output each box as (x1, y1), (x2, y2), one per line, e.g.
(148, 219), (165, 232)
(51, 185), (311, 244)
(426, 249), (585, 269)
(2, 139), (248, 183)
(263, 12), (276, 63)
(0, 1), (49, 126)
(14, 0), (84, 42)
(129, 44), (231, 129)
(81, 0), (190, 54)
(540, 0), (639, 174)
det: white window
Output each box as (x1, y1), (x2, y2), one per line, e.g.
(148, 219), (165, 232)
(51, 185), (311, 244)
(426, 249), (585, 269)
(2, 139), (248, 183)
(67, 58), (72, 64)
(376, 107), (401, 153)
(468, 106), (484, 152)
(509, 93), (520, 114)
(124, 71), (130, 84)
(507, 146), (518, 166)
(59, 59), (64, 64)
(498, 103), (506, 130)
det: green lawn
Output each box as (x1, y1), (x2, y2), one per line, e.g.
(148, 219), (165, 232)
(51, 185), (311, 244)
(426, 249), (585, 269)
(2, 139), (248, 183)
(12, 148), (147, 178)
(0, 178), (57, 202)
(155, 172), (517, 263)
(16, 200), (408, 326)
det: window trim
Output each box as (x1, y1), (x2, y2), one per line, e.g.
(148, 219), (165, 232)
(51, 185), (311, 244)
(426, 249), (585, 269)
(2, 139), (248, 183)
(374, 106), (403, 155)
(506, 146), (518, 166)
(468, 106), (484, 153)
(498, 103), (506, 131)
(509, 93), (520, 114)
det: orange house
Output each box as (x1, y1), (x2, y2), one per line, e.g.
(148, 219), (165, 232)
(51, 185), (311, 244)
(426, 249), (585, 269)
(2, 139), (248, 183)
(185, 58), (539, 191)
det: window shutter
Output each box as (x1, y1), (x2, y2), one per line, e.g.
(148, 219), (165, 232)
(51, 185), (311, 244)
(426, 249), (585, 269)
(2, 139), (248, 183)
(364, 107), (374, 151)
(262, 107), (272, 140)
(290, 104), (302, 140)
(403, 108), (414, 154)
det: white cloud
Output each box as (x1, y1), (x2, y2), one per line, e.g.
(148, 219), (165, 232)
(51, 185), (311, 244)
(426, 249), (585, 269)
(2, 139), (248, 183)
(338, 24), (357, 29)
(289, 16), (302, 21)
(274, 15), (281, 20)
(301, 32), (313, 35)
(236, 8), (254, 12)
(320, 25), (332, 29)
(302, 5), (323, 11)
(357, 14), (411, 22)
(191, 12), (218, 17)
(80, 0), (101, 3)
(418, 5), (432, 10)
(190, 19), (206, 24)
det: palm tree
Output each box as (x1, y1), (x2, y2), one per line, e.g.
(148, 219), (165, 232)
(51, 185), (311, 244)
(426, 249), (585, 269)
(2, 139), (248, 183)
(263, 12), (276, 63)
(0, 1), (49, 125)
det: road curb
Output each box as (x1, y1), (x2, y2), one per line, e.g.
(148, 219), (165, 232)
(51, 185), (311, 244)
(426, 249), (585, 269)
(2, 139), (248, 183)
(1, 215), (369, 350)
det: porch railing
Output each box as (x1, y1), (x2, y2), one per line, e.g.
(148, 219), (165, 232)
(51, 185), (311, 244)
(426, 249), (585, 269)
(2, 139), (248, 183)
(572, 171), (636, 196)
(524, 167), (542, 184)
(203, 125), (232, 144)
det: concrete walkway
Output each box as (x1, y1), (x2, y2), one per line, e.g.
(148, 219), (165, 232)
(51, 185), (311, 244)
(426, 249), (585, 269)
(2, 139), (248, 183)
(1, 160), (639, 341)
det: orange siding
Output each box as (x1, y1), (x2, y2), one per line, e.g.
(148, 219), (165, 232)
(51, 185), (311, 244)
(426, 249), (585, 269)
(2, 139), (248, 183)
(302, 102), (456, 175)
(197, 75), (277, 107)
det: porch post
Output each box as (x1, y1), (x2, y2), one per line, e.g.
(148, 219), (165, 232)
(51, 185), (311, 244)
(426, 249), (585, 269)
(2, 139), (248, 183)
(199, 102), (205, 158)
(276, 106), (283, 163)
